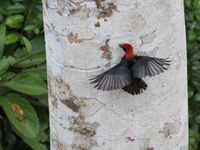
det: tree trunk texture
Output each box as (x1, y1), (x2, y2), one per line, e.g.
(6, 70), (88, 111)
(42, 0), (188, 150)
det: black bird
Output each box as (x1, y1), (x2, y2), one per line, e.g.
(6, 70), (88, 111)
(90, 43), (170, 95)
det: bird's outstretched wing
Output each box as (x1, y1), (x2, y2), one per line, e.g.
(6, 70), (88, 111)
(132, 56), (170, 78)
(90, 59), (132, 90)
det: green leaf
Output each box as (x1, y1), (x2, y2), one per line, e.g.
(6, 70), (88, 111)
(0, 72), (16, 82)
(14, 36), (45, 67)
(194, 93), (200, 102)
(34, 94), (48, 107)
(196, 115), (200, 123)
(23, 67), (47, 80)
(188, 30), (197, 41)
(185, 0), (192, 7)
(0, 1), (10, 15)
(20, 36), (32, 53)
(0, 93), (39, 139)
(5, 14), (24, 29)
(189, 137), (196, 145)
(34, 27), (40, 35)
(5, 33), (19, 45)
(13, 48), (26, 59)
(4, 43), (18, 57)
(23, 25), (36, 33)
(21, 137), (48, 150)
(3, 72), (47, 95)
(31, 36), (45, 54)
(38, 128), (48, 142)
(11, 125), (48, 150)
(13, 36), (45, 60)
(0, 56), (17, 75)
(25, 7), (43, 27)
(0, 13), (3, 22)
(193, 80), (200, 90)
(14, 51), (45, 68)
(6, 3), (25, 14)
(0, 23), (6, 58)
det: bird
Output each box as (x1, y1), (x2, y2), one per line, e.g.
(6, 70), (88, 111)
(90, 43), (170, 95)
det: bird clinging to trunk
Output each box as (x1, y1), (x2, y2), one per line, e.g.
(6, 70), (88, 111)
(90, 43), (170, 95)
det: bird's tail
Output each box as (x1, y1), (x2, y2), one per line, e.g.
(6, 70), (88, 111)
(123, 78), (147, 95)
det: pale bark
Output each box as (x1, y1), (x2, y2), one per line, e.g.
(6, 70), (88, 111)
(42, 0), (188, 150)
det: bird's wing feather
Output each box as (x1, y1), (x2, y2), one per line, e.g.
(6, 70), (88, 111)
(131, 56), (170, 78)
(90, 59), (132, 90)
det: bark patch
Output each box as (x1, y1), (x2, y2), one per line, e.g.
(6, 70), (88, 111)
(69, 115), (100, 149)
(61, 98), (80, 113)
(44, 0), (49, 9)
(97, 3), (117, 19)
(56, 0), (67, 16)
(159, 119), (181, 138)
(105, 62), (111, 68)
(48, 75), (85, 112)
(67, 32), (83, 44)
(94, 0), (117, 20)
(100, 39), (112, 60)
(48, 75), (58, 109)
(70, 7), (89, 19)
(69, 115), (100, 136)
(140, 31), (156, 45)
(52, 138), (66, 150)
(94, 0), (105, 9)
(95, 22), (100, 27)
(56, 139), (65, 150)
(127, 136), (135, 142)
(139, 138), (151, 150)
(69, 0), (86, 6)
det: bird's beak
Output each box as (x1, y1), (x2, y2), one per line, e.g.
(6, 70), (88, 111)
(119, 44), (126, 51)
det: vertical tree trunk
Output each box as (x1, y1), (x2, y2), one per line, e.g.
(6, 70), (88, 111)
(43, 0), (188, 149)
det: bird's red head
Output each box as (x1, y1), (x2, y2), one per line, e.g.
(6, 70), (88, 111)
(120, 43), (134, 59)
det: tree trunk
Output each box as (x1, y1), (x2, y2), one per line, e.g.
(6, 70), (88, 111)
(42, 0), (188, 149)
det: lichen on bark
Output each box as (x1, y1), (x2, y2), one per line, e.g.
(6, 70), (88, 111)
(69, 115), (100, 150)
(47, 75), (85, 112)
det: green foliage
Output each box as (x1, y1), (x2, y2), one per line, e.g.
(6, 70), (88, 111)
(0, 0), (198, 149)
(0, 93), (39, 139)
(20, 36), (32, 53)
(5, 14), (24, 29)
(0, 23), (6, 58)
(185, 0), (200, 149)
(3, 72), (47, 95)
(0, 0), (49, 149)
(0, 56), (16, 74)
(5, 34), (19, 45)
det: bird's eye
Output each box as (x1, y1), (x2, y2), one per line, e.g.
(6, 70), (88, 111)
(123, 47), (126, 51)
(119, 44), (126, 51)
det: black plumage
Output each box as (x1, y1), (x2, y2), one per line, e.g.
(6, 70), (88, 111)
(90, 44), (170, 95)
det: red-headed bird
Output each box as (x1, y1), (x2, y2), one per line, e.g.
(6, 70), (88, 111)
(90, 43), (170, 95)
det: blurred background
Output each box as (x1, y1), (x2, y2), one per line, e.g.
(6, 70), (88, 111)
(0, 0), (199, 150)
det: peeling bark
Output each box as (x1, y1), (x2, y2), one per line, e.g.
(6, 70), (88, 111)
(67, 32), (83, 44)
(43, 0), (188, 149)
(100, 39), (112, 60)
